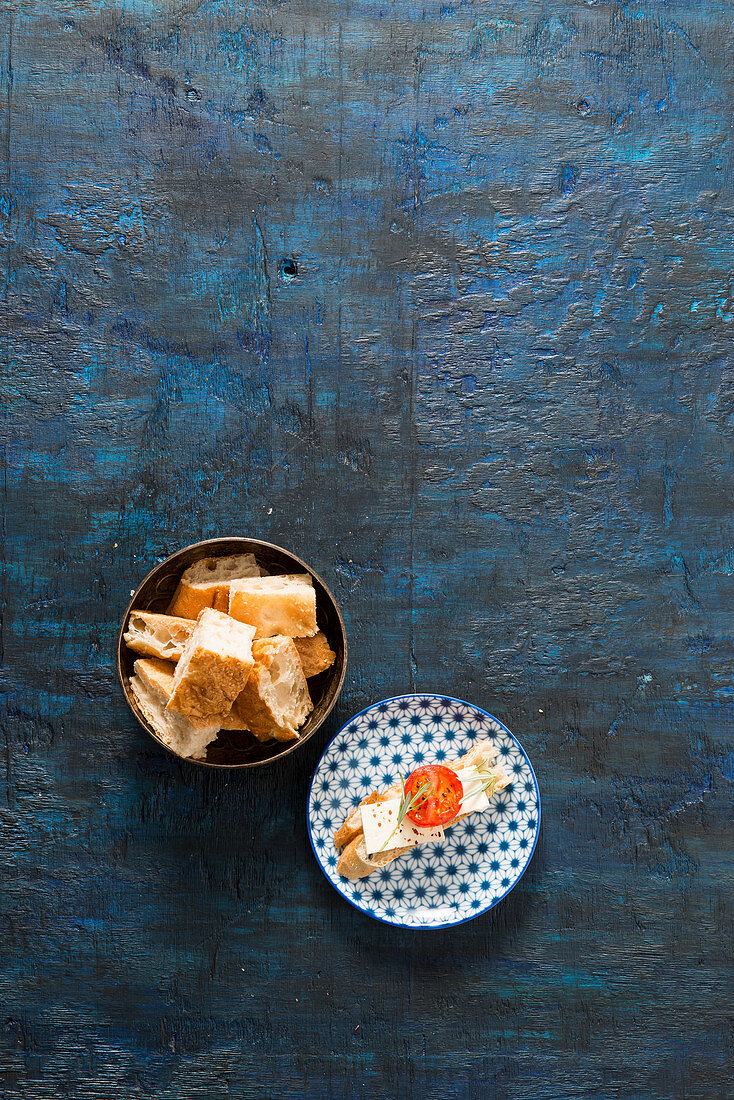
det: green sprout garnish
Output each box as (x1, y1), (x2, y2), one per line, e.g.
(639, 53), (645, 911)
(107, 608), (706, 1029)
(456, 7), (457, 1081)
(459, 765), (499, 804)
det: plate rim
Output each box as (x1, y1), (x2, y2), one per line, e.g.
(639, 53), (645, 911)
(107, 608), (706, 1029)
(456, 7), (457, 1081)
(307, 693), (541, 930)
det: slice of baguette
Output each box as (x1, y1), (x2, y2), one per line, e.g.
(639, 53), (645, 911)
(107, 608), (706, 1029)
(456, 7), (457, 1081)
(231, 635), (313, 741)
(228, 575), (317, 639)
(124, 610), (195, 660)
(168, 553), (261, 620)
(334, 739), (510, 880)
(293, 631), (336, 678)
(166, 608), (256, 727)
(335, 833), (415, 880)
(130, 657), (220, 760)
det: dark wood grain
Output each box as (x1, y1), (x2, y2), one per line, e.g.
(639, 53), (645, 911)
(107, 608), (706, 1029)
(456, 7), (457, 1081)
(1, 1), (732, 1097)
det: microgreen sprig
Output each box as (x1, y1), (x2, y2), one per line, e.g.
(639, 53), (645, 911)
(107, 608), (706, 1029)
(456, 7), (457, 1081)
(377, 777), (432, 853)
(460, 766), (499, 804)
(478, 767), (499, 799)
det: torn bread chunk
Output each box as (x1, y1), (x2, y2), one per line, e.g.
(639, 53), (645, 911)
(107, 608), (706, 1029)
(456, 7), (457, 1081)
(334, 739), (510, 880)
(228, 574), (317, 639)
(168, 553), (260, 620)
(218, 707), (251, 732)
(124, 611), (195, 660)
(166, 608), (256, 727)
(231, 635), (313, 741)
(293, 631), (336, 678)
(134, 656), (176, 702)
(130, 657), (220, 760)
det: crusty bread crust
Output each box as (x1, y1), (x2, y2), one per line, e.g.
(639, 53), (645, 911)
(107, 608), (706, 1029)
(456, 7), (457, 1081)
(166, 609), (256, 727)
(224, 697), (274, 741)
(134, 656), (177, 697)
(168, 651), (249, 727)
(333, 739), (509, 880)
(168, 554), (260, 620)
(130, 658), (220, 760)
(293, 631), (336, 678)
(217, 708), (252, 733)
(168, 584), (229, 620)
(231, 665), (298, 741)
(228, 576), (317, 638)
(336, 833), (414, 880)
(232, 636), (313, 741)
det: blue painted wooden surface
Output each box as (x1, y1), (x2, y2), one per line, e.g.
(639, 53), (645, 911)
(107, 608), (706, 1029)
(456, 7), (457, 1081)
(2, 1), (732, 1097)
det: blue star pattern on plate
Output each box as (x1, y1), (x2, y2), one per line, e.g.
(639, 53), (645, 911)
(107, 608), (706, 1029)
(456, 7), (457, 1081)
(307, 695), (540, 929)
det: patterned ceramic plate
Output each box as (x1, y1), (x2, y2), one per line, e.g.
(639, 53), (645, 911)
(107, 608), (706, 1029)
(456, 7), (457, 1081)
(307, 695), (540, 928)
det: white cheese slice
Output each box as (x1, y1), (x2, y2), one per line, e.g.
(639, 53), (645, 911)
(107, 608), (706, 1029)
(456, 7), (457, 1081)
(360, 798), (445, 856)
(454, 765), (491, 815)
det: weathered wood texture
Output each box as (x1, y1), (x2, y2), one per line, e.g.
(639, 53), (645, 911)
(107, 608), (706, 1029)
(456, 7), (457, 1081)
(1, 1), (732, 1097)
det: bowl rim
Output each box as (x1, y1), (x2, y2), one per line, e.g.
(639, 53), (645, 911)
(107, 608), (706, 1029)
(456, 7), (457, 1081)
(306, 693), (541, 928)
(116, 536), (348, 768)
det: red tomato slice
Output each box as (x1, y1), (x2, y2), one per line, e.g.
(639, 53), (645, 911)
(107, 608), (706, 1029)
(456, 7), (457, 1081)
(404, 765), (463, 827)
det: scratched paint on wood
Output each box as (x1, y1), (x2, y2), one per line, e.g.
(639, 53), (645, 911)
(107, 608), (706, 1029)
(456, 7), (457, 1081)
(1, 1), (732, 1097)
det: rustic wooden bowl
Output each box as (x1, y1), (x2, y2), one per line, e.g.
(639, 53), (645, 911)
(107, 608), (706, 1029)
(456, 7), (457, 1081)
(117, 537), (348, 767)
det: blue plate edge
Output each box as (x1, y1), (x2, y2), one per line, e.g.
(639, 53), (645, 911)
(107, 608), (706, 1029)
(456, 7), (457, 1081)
(306, 693), (542, 931)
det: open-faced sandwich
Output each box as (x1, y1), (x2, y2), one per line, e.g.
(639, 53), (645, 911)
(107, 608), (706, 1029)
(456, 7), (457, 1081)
(333, 739), (509, 880)
(124, 553), (337, 759)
